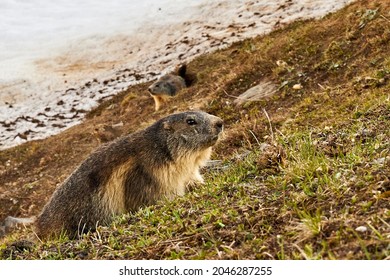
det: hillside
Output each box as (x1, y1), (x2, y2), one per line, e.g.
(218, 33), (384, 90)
(0, 0), (389, 259)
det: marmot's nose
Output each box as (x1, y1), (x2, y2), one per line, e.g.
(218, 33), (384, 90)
(148, 87), (153, 93)
(215, 119), (224, 133)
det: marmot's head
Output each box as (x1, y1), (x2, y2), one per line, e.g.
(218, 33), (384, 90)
(160, 111), (223, 155)
(148, 74), (185, 96)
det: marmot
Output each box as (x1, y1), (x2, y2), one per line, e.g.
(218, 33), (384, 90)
(26, 111), (222, 238)
(148, 64), (194, 111)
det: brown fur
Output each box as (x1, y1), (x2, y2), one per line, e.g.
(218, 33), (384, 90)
(28, 111), (223, 238)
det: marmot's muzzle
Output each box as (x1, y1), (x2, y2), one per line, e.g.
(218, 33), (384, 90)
(215, 119), (223, 134)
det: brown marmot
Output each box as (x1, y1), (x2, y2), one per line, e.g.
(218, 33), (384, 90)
(30, 111), (223, 238)
(148, 64), (194, 111)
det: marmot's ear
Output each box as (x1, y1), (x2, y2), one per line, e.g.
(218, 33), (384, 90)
(177, 64), (187, 77)
(163, 121), (172, 131)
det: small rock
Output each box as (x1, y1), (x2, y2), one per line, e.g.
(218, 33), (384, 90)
(234, 81), (277, 105)
(233, 150), (251, 161)
(292, 83), (302, 90)
(355, 226), (367, 233)
(276, 60), (288, 67)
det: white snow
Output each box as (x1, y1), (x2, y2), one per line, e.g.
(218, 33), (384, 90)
(0, 0), (355, 150)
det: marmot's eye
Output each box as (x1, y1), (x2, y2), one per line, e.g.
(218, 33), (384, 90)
(186, 119), (197, 125)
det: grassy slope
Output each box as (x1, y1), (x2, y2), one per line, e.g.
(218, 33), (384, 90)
(0, 0), (389, 259)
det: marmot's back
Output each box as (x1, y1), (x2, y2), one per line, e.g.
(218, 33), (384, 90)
(36, 111), (223, 238)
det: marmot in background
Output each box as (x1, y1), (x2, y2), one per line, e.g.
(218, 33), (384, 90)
(33, 111), (223, 238)
(148, 64), (194, 111)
